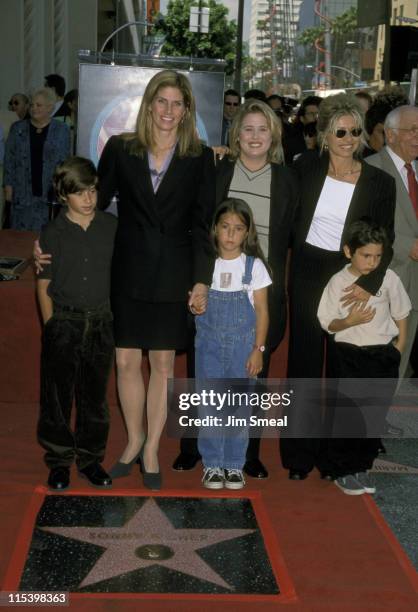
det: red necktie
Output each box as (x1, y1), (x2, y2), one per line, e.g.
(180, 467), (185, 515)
(405, 163), (418, 218)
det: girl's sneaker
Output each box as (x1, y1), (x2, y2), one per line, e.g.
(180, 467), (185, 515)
(202, 467), (224, 489)
(224, 469), (245, 490)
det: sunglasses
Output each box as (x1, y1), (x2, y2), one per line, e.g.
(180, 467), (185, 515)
(225, 102), (239, 107)
(334, 127), (362, 138)
(9, 100), (19, 106)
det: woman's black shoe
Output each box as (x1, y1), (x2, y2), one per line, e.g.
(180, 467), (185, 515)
(109, 443), (144, 479)
(289, 470), (308, 480)
(320, 471), (335, 481)
(243, 459), (268, 478)
(172, 452), (200, 471)
(138, 450), (162, 490)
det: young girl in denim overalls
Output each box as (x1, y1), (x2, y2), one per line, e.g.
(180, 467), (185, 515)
(195, 198), (271, 490)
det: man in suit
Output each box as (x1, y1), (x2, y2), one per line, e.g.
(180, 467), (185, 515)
(366, 105), (418, 381)
(45, 74), (66, 117)
(221, 89), (240, 146)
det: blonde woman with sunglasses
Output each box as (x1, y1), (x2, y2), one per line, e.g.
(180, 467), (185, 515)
(280, 93), (397, 482)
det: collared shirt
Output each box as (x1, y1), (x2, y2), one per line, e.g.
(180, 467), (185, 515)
(148, 145), (176, 193)
(386, 145), (418, 190)
(39, 209), (117, 309)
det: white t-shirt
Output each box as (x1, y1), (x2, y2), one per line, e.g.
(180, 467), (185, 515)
(317, 265), (411, 346)
(211, 253), (272, 307)
(306, 176), (355, 251)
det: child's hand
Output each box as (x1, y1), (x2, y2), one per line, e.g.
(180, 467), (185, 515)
(33, 240), (52, 274)
(392, 341), (404, 354)
(188, 284), (208, 315)
(188, 294), (206, 315)
(246, 349), (263, 378)
(345, 302), (376, 327)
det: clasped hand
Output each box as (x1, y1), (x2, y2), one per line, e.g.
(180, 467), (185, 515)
(188, 283), (208, 315)
(340, 283), (371, 308)
(345, 301), (376, 326)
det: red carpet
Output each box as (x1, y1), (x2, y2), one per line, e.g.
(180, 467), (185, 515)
(0, 401), (417, 611)
(1, 230), (417, 609)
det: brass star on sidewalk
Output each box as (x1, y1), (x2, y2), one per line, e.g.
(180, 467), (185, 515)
(41, 498), (255, 590)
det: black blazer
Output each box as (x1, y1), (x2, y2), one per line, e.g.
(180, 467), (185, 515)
(216, 157), (299, 348)
(98, 136), (216, 302)
(293, 151), (396, 295)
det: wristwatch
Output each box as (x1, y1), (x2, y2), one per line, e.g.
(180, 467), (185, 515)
(254, 345), (265, 352)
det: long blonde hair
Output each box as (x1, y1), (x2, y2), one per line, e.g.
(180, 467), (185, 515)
(121, 70), (202, 157)
(228, 99), (283, 164)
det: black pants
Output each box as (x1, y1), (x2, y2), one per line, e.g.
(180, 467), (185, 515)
(280, 243), (344, 473)
(38, 304), (114, 470)
(322, 341), (400, 477)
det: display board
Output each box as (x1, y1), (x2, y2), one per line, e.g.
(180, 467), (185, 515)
(78, 63), (224, 164)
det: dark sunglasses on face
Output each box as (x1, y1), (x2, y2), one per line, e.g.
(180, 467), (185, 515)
(225, 102), (239, 107)
(9, 100), (19, 106)
(334, 127), (362, 138)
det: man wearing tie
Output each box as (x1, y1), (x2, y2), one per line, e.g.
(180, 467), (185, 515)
(367, 105), (418, 381)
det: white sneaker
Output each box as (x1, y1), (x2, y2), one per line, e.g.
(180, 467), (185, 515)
(202, 467), (224, 489)
(355, 472), (376, 494)
(335, 475), (365, 496)
(224, 469), (245, 490)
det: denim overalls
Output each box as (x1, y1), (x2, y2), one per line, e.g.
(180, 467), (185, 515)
(195, 255), (256, 469)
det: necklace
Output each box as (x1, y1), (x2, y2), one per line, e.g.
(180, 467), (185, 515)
(329, 163), (360, 179)
(31, 121), (50, 134)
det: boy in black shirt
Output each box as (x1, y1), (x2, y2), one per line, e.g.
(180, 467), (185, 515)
(37, 157), (117, 490)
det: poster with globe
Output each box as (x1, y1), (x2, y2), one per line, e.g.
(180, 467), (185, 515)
(77, 63), (224, 165)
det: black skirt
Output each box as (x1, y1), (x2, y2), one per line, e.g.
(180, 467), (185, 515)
(112, 295), (189, 350)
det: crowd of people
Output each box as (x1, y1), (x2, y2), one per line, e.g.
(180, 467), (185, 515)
(1, 71), (417, 498)
(0, 74), (78, 230)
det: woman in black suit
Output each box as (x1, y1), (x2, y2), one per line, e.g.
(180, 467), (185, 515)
(97, 70), (215, 489)
(280, 93), (396, 480)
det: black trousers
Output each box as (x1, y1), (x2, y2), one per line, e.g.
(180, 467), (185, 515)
(179, 315), (271, 461)
(280, 243), (345, 473)
(322, 341), (400, 477)
(38, 304), (114, 470)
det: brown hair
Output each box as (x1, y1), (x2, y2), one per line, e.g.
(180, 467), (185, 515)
(121, 70), (202, 158)
(212, 198), (270, 272)
(53, 156), (98, 203)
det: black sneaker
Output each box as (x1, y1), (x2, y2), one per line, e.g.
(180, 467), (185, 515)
(202, 467), (224, 489)
(224, 469), (245, 490)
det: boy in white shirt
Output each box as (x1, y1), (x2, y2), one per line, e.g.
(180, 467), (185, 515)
(318, 220), (411, 495)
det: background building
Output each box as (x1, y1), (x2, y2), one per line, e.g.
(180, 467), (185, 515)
(249, 0), (303, 83)
(375, 0), (418, 82)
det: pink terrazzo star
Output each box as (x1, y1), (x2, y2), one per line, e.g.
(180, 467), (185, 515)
(41, 498), (255, 590)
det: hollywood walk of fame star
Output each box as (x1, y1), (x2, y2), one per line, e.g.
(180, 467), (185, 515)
(41, 498), (255, 590)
